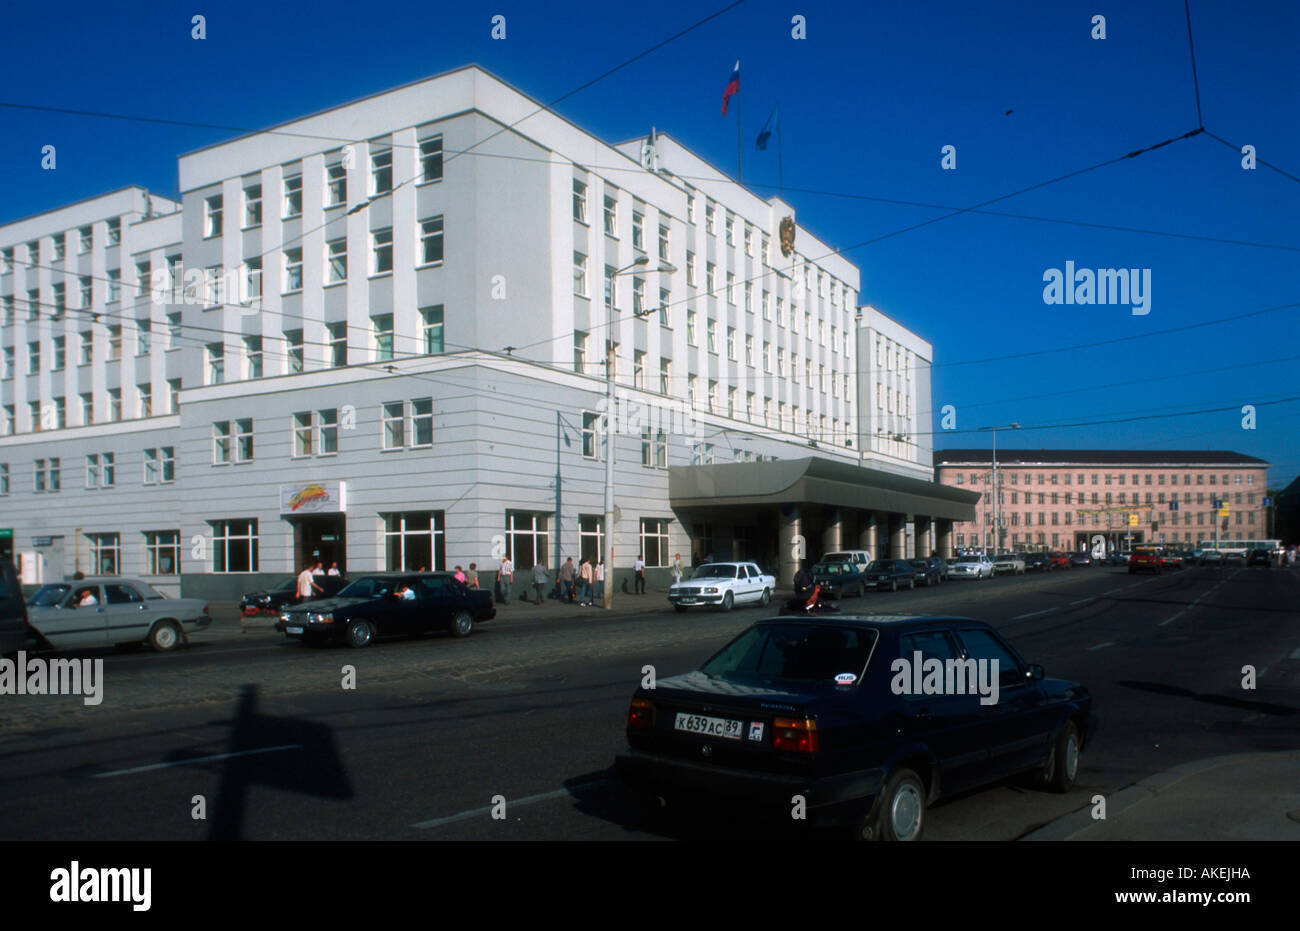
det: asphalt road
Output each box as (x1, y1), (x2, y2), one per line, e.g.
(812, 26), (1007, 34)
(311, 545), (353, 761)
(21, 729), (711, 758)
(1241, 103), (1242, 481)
(1, 563), (1297, 840)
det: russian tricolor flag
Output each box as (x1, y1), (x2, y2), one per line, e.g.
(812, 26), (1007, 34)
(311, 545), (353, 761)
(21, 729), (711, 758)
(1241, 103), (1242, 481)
(721, 60), (739, 115)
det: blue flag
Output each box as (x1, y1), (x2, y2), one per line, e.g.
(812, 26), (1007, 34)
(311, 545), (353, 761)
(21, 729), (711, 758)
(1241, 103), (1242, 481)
(756, 106), (779, 150)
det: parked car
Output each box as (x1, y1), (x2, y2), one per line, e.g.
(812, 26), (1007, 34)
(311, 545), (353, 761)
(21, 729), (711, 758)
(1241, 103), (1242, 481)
(668, 562), (776, 612)
(810, 560), (866, 599)
(862, 559), (921, 592)
(240, 574), (348, 616)
(1128, 546), (1164, 575)
(1097, 550), (1128, 567)
(949, 555), (994, 580)
(821, 550), (873, 573)
(992, 553), (1026, 575)
(1024, 552), (1052, 573)
(26, 578), (210, 652)
(1200, 548), (1225, 565)
(276, 572), (495, 647)
(909, 557), (948, 586)
(1157, 551), (1185, 571)
(1247, 549), (1273, 567)
(1048, 552), (1071, 569)
(616, 614), (1097, 840)
(1068, 552), (1093, 568)
(0, 558), (34, 656)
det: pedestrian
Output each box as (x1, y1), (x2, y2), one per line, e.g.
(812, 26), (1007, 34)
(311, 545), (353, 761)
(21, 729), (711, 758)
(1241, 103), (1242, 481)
(453, 565), (467, 585)
(793, 560), (814, 601)
(327, 561), (341, 577)
(578, 557), (593, 605)
(297, 562), (323, 603)
(634, 554), (646, 594)
(559, 557), (576, 602)
(312, 561), (325, 576)
(594, 558), (605, 605)
(532, 562), (549, 604)
(467, 563), (480, 589)
(672, 553), (683, 585)
(498, 555), (514, 603)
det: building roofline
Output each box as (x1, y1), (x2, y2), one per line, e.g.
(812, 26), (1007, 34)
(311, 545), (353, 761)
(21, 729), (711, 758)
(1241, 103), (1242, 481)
(0, 185), (175, 233)
(934, 449), (1270, 467)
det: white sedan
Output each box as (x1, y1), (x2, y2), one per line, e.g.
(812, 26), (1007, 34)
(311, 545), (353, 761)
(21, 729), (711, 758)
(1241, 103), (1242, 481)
(949, 556), (995, 580)
(667, 562), (775, 612)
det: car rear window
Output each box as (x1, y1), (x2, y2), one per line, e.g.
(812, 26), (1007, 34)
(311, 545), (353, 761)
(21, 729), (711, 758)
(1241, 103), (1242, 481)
(700, 623), (878, 686)
(694, 564), (737, 579)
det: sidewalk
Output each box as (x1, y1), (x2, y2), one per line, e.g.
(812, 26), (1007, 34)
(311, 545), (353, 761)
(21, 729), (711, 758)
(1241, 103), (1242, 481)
(1022, 750), (1300, 841)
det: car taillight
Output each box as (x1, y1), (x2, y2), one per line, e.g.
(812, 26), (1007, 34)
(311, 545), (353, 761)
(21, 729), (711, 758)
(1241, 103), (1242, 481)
(772, 716), (819, 753)
(203, 604), (210, 616)
(628, 697), (655, 729)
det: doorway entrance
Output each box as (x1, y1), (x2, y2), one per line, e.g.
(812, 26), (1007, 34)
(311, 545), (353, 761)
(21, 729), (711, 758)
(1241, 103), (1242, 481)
(292, 515), (347, 575)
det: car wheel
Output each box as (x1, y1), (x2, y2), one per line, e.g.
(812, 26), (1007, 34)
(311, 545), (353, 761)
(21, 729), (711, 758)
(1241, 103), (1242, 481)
(760, 588), (771, 606)
(148, 621), (181, 653)
(890, 580), (898, 593)
(721, 591), (734, 612)
(673, 604), (688, 613)
(346, 618), (375, 649)
(909, 578), (916, 590)
(863, 767), (926, 841)
(1038, 721), (1081, 793)
(448, 610), (473, 638)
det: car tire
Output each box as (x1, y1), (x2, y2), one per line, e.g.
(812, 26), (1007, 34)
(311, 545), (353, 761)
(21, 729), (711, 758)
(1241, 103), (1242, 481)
(760, 588), (771, 606)
(148, 621), (181, 653)
(864, 767), (926, 841)
(1038, 721), (1081, 793)
(346, 618), (375, 649)
(673, 604), (688, 613)
(721, 591), (734, 612)
(909, 578), (916, 590)
(449, 610), (473, 638)
(890, 580), (898, 593)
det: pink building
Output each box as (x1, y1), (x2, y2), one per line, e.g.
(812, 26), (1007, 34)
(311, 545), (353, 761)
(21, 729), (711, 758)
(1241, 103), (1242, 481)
(934, 450), (1270, 552)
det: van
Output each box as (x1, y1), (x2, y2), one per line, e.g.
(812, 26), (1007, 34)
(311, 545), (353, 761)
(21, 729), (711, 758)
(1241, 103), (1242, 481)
(0, 558), (32, 656)
(821, 550), (872, 571)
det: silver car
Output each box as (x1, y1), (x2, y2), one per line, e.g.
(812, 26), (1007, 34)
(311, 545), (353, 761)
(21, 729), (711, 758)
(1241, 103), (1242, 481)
(26, 578), (210, 652)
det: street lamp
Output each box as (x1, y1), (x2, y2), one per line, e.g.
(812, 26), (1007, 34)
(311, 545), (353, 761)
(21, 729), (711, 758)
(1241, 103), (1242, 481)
(602, 255), (674, 608)
(979, 422), (1019, 554)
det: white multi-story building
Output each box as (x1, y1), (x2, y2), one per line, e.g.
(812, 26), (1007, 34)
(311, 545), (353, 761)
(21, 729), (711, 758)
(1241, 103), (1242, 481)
(0, 65), (973, 598)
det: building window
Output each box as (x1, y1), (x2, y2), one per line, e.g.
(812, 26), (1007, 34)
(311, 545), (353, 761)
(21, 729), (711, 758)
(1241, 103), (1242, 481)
(143, 447), (176, 484)
(108, 388), (122, 422)
(705, 203), (715, 234)
(384, 512), (445, 571)
(372, 228), (393, 274)
(582, 410), (602, 460)
(660, 358), (671, 395)
(293, 412), (314, 457)
(727, 327), (737, 361)
(603, 193), (618, 236)
(632, 277), (645, 314)
(380, 398), (433, 450)
(88, 532), (120, 575)
(138, 383), (152, 417)
(243, 184), (262, 228)
(35, 458), (62, 493)
(27, 341), (40, 375)
(506, 511), (548, 570)
(411, 398), (433, 447)
(326, 238), (347, 283)
(144, 530), (180, 575)
(135, 320), (151, 356)
(421, 306), (444, 354)
(640, 519), (670, 568)
(283, 248), (303, 292)
(686, 310), (697, 345)
(329, 322), (348, 367)
(213, 419), (253, 464)
(706, 262), (715, 295)
(641, 428), (668, 468)
(413, 133), (441, 182)
(85, 452), (116, 489)
(205, 195), (223, 237)
(633, 350), (646, 389)
(207, 343), (224, 384)
(573, 179), (588, 223)
(212, 519), (258, 572)
(107, 270), (121, 303)
(283, 174), (303, 217)
(579, 515), (605, 565)
(706, 318), (717, 353)
(686, 251), (696, 286)
(725, 214), (734, 246)
(659, 289), (670, 327)
(79, 226), (93, 253)
(632, 211), (644, 251)
(372, 314), (394, 360)
(371, 147), (393, 194)
(0, 463), (7, 496)
(245, 336), (263, 379)
(573, 252), (588, 296)
(326, 160), (347, 206)
(420, 216), (445, 265)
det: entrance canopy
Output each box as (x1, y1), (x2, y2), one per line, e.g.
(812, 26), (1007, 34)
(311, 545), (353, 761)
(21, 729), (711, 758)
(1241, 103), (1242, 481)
(669, 457), (978, 521)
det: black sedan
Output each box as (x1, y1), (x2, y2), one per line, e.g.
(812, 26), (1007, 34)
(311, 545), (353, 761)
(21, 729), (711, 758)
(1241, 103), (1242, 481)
(241, 574), (348, 616)
(810, 560), (866, 599)
(909, 557), (947, 586)
(862, 559), (921, 592)
(1067, 552), (1093, 567)
(616, 614), (1096, 840)
(1023, 553), (1051, 573)
(1247, 549), (1273, 567)
(275, 572), (495, 647)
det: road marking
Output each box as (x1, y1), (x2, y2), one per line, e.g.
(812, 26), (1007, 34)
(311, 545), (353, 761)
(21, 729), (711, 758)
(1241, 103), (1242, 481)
(1159, 611), (1185, 627)
(411, 778), (609, 829)
(1086, 641), (1114, 651)
(1069, 598), (1095, 606)
(93, 744), (302, 778)
(1013, 608), (1054, 620)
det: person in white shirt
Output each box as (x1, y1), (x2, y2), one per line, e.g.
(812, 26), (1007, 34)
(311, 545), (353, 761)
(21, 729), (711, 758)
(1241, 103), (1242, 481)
(297, 565), (322, 602)
(327, 562), (341, 577)
(497, 556), (514, 603)
(311, 561), (326, 576)
(594, 559), (605, 604)
(672, 553), (683, 585)
(76, 588), (98, 607)
(634, 555), (646, 594)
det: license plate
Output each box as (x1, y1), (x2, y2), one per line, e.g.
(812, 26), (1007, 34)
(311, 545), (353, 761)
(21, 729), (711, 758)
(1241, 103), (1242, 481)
(674, 713), (743, 740)
(286, 626), (304, 635)
(679, 598), (699, 604)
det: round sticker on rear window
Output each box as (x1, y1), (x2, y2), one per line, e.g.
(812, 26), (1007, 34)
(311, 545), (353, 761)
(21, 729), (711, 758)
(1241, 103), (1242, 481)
(834, 672), (857, 685)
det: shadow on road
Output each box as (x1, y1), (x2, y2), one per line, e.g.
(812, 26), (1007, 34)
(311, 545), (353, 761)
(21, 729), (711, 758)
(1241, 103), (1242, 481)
(1115, 680), (1297, 716)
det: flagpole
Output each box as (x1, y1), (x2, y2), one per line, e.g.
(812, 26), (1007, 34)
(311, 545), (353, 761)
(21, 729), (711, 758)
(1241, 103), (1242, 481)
(737, 68), (743, 184)
(777, 103), (783, 198)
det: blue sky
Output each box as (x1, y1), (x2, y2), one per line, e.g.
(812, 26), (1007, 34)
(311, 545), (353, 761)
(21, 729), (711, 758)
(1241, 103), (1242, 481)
(2, 0), (1296, 485)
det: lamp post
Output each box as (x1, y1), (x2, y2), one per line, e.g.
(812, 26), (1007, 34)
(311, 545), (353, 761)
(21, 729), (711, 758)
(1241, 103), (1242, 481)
(602, 255), (675, 609)
(979, 422), (1019, 555)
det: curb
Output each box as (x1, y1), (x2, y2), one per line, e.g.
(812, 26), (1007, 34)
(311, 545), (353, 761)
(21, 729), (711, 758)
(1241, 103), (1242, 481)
(1021, 751), (1300, 841)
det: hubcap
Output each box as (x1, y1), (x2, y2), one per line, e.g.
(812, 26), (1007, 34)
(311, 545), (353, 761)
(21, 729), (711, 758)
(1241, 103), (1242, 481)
(1065, 735), (1080, 780)
(156, 626), (176, 648)
(457, 616), (470, 634)
(890, 784), (922, 840)
(353, 624), (371, 645)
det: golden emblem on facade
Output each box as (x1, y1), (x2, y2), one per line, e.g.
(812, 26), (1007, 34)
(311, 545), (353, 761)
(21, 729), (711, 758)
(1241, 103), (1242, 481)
(779, 216), (795, 257)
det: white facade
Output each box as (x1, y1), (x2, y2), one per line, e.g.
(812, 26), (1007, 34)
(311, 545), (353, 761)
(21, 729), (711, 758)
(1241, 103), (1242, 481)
(857, 305), (934, 480)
